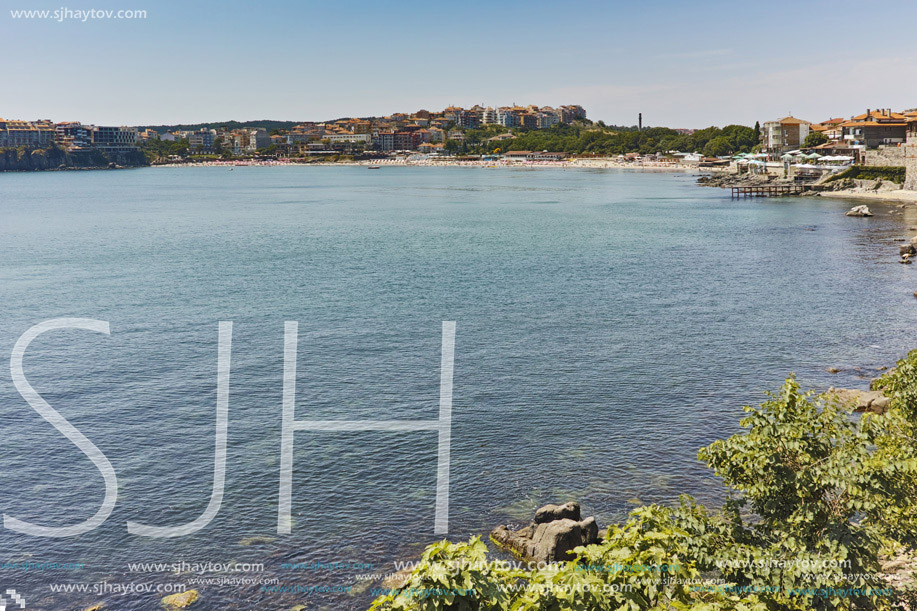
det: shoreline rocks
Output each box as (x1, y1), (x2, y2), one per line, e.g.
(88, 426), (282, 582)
(845, 204), (873, 217)
(161, 590), (199, 608)
(491, 502), (600, 562)
(825, 387), (890, 414)
(898, 236), (917, 264)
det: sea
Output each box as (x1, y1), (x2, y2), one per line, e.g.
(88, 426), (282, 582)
(1, 165), (915, 609)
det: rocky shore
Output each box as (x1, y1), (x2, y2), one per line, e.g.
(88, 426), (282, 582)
(490, 502), (602, 562)
(697, 169), (917, 204)
(0, 147), (147, 171)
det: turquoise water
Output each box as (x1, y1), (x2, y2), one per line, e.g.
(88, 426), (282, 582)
(1, 166), (916, 609)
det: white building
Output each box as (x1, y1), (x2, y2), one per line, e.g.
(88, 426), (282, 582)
(323, 133), (371, 144)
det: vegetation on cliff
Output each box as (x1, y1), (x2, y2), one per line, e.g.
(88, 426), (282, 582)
(369, 352), (917, 610)
(825, 166), (907, 185)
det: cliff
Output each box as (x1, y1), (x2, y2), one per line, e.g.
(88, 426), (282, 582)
(0, 147), (148, 171)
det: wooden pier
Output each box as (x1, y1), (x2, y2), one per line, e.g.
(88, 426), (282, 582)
(730, 185), (811, 198)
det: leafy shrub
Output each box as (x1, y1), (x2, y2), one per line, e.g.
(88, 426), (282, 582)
(369, 371), (917, 610)
(825, 166), (906, 184)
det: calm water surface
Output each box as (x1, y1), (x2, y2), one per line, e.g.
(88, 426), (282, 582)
(1, 166), (916, 609)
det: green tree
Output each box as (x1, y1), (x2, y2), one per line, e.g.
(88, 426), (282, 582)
(703, 136), (733, 157)
(804, 131), (829, 148)
(369, 365), (917, 611)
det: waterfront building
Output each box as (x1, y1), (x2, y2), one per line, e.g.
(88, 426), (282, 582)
(374, 131), (396, 151)
(809, 118), (845, 142)
(90, 125), (139, 152)
(761, 116), (811, 156)
(394, 131), (419, 150)
(0, 119), (56, 148)
(841, 109), (908, 148)
(188, 128), (217, 152)
(222, 128), (269, 155)
(324, 133), (372, 144)
(504, 150), (568, 161)
(248, 129), (270, 152)
(55, 122), (92, 150)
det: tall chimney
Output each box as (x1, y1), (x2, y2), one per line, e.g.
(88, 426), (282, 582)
(638, 113), (642, 131)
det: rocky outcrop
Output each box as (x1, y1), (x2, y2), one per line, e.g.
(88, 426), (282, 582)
(0, 147), (147, 171)
(161, 590), (199, 608)
(881, 551), (916, 606)
(698, 173), (790, 189)
(845, 205), (873, 217)
(900, 236), (917, 255)
(825, 387), (890, 414)
(491, 502), (600, 562)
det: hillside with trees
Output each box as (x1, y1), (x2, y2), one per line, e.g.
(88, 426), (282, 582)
(460, 123), (758, 157)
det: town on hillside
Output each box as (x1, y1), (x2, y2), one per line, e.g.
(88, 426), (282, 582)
(0, 105), (915, 191)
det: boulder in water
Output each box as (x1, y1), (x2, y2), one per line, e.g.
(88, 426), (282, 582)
(161, 590), (199, 608)
(825, 387), (890, 414)
(845, 205), (873, 217)
(491, 502), (600, 562)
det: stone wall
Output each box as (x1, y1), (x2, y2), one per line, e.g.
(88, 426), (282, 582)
(907, 134), (917, 191)
(863, 145), (906, 167)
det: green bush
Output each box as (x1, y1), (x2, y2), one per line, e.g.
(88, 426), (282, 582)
(369, 371), (917, 610)
(825, 166), (906, 184)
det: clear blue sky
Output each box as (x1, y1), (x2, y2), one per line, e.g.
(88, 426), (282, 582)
(2, 0), (915, 128)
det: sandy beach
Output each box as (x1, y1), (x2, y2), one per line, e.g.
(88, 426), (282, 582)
(822, 188), (917, 204)
(154, 156), (702, 173)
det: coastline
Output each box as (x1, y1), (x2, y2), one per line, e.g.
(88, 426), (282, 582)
(818, 188), (917, 204)
(148, 157), (702, 173)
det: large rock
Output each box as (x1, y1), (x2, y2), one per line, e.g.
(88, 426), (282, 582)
(845, 205), (873, 217)
(534, 502), (581, 524)
(161, 590), (199, 608)
(825, 387), (890, 414)
(491, 502), (599, 562)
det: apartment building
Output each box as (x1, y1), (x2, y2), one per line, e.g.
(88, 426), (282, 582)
(0, 119), (56, 148)
(761, 116), (811, 155)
